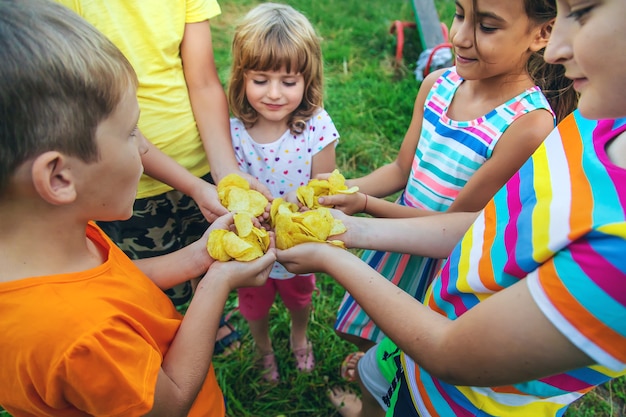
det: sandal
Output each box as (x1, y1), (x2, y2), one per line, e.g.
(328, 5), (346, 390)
(340, 351), (365, 382)
(214, 317), (241, 356)
(259, 352), (280, 383)
(291, 339), (315, 373)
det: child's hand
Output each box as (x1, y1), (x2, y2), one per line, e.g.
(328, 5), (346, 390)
(276, 242), (340, 275)
(190, 181), (230, 223)
(282, 189), (305, 209)
(203, 236), (276, 291)
(318, 192), (368, 215)
(325, 209), (365, 249)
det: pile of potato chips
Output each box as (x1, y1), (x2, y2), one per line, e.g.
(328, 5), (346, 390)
(296, 169), (359, 209)
(207, 172), (350, 261)
(207, 212), (270, 262)
(269, 198), (346, 250)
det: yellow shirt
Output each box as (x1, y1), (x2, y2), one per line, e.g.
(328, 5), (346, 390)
(57, 0), (221, 198)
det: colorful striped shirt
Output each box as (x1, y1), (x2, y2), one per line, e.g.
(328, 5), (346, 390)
(403, 67), (553, 210)
(394, 111), (626, 416)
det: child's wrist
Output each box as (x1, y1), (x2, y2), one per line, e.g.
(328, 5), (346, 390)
(361, 193), (368, 213)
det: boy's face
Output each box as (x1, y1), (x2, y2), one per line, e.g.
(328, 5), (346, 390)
(546, 0), (626, 120)
(80, 85), (146, 221)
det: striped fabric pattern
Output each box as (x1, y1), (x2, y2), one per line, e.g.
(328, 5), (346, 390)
(399, 112), (626, 416)
(335, 68), (552, 342)
(404, 68), (553, 210)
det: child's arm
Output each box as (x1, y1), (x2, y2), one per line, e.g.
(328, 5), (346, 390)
(181, 20), (272, 200)
(445, 109), (555, 213)
(329, 210), (477, 258)
(311, 140), (337, 177)
(277, 242), (593, 387)
(132, 216), (218, 289)
(145, 216), (276, 416)
(140, 137), (228, 223)
(317, 70), (443, 216)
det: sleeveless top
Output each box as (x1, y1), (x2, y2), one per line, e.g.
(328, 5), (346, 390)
(334, 67), (554, 342)
(402, 67), (553, 210)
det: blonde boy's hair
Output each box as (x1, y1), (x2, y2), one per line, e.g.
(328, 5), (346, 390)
(228, 2), (323, 135)
(0, 0), (138, 195)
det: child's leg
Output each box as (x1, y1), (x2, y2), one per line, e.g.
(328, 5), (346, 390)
(329, 338), (401, 417)
(237, 280), (277, 354)
(238, 280), (280, 382)
(278, 274), (316, 371)
(247, 315), (272, 354)
(289, 303), (311, 348)
(328, 345), (386, 417)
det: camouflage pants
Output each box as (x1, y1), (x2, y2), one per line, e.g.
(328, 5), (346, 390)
(98, 173), (214, 306)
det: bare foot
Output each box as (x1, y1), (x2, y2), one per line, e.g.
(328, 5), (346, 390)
(341, 351), (365, 382)
(328, 386), (362, 417)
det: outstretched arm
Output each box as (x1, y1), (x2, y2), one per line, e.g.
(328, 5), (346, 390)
(140, 138), (228, 223)
(277, 243), (593, 387)
(142, 214), (276, 416)
(333, 209), (477, 257)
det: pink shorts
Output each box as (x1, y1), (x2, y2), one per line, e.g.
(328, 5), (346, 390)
(237, 274), (316, 321)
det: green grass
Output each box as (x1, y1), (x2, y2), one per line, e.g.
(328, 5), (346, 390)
(2, 1), (624, 416)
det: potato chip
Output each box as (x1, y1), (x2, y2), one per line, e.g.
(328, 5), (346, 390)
(216, 173), (269, 217)
(296, 169), (359, 209)
(207, 229), (234, 262)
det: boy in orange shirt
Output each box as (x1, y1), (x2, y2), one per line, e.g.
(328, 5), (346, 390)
(0, 1), (275, 415)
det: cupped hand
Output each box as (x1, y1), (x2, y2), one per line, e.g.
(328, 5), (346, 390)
(276, 242), (340, 275)
(203, 238), (276, 291)
(318, 192), (367, 215)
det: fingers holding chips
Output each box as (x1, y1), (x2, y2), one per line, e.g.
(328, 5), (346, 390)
(296, 169), (359, 209)
(207, 212), (270, 262)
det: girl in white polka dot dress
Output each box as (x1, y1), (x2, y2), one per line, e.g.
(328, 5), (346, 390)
(227, 2), (339, 383)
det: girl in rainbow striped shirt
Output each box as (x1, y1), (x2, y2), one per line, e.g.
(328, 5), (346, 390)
(277, 0), (626, 416)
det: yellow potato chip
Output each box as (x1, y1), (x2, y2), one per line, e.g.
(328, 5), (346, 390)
(222, 232), (261, 261)
(207, 229), (233, 262)
(296, 169), (359, 209)
(234, 212), (253, 237)
(217, 173), (268, 217)
(246, 189), (270, 217)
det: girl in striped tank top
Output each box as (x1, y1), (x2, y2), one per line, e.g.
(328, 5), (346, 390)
(276, 0), (626, 416)
(323, 0), (577, 353)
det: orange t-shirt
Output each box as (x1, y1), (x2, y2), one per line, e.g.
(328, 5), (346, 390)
(0, 223), (225, 417)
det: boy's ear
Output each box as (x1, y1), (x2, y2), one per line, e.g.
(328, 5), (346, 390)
(530, 19), (554, 52)
(31, 151), (77, 205)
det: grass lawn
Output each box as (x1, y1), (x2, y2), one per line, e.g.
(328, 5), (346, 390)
(2, 0), (624, 416)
